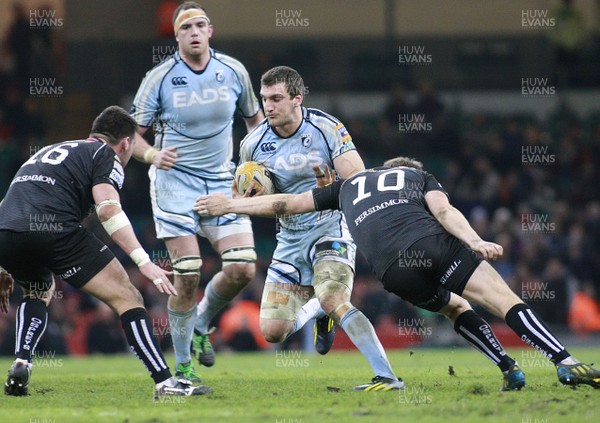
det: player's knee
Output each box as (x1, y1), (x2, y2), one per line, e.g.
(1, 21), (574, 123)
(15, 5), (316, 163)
(260, 320), (291, 343)
(440, 296), (471, 321)
(313, 261), (353, 315)
(172, 255), (202, 278)
(221, 247), (256, 277)
(108, 282), (144, 315)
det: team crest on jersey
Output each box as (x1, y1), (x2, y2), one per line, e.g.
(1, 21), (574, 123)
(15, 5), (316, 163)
(301, 133), (312, 148)
(216, 70), (224, 82)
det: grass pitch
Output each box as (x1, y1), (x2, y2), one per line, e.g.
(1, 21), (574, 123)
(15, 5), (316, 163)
(1, 347), (598, 423)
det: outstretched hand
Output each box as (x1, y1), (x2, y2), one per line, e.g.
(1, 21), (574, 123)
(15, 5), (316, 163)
(139, 262), (176, 296)
(312, 164), (336, 188)
(0, 271), (15, 313)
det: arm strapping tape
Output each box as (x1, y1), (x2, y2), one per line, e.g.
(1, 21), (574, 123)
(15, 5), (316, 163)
(95, 199), (122, 214)
(101, 211), (131, 236)
(130, 248), (150, 267)
(143, 147), (157, 164)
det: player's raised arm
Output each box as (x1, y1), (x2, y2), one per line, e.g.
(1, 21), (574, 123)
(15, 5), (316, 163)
(425, 190), (503, 260)
(92, 183), (176, 295)
(195, 191), (315, 218)
(131, 127), (178, 170)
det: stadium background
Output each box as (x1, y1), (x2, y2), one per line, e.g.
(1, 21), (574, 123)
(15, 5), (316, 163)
(0, 0), (599, 357)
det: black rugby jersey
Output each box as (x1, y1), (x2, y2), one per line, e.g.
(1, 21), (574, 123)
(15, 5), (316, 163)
(0, 139), (123, 232)
(313, 166), (447, 279)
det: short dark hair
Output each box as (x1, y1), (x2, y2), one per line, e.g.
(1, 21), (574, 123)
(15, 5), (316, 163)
(383, 156), (424, 170)
(90, 106), (137, 145)
(260, 66), (305, 98)
(172, 1), (208, 26)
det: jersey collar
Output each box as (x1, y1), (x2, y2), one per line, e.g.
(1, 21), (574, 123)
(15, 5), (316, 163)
(175, 49), (213, 74)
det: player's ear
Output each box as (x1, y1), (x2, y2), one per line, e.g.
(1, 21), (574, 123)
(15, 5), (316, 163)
(118, 136), (131, 153)
(208, 25), (213, 38)
(293, 94), (302, 107)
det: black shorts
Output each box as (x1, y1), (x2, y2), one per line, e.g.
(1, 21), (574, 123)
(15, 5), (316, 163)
(381, 233), (483, 312)
(0, 227), (114, 290)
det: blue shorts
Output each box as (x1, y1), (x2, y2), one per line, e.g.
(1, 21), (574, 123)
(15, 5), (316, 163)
(266, 215), (356, 287)
(149, 167), (252, 241)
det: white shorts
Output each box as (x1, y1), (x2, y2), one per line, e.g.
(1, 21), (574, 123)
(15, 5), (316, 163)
(149, 167), (252, 242)
(266, 215), (356, 287)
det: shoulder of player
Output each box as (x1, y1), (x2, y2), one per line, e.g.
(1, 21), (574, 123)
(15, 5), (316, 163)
(240, 120), (270, 150)
(304, 108), (348, 140)
(305, 108), (342, 128)
(140, 56), (179, 89)
(211, 49), (250, 77)
(145, 55), (178, 77)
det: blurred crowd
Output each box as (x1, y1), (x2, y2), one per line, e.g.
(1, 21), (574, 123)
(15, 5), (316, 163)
(2, 78), (599, 356)
(1, 2), (599, 357)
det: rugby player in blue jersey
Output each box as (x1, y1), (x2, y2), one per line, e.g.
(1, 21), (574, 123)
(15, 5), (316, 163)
(234, 66), (403, 391)
(130, 2), (264, 382)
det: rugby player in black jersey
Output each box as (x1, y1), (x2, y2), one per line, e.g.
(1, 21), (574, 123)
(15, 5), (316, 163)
(194, 156), (600, 391)
(0, 106), (211, 399)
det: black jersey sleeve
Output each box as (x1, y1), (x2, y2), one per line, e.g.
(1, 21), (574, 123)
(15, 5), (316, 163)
(92, 144), (124, 191)
(312, 180), (342, 211)
(423, 172), (448, 196)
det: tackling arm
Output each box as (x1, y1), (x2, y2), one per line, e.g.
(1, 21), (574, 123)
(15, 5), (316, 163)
(425, 190), (503, 260)
(92, 183), (176, 295)
(194, 191), (315, 218)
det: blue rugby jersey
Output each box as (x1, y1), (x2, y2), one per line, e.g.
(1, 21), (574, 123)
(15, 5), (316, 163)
(131, 49), (260, 180)
(240, 107), (356, 231)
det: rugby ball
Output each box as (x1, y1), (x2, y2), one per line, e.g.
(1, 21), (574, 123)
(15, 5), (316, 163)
(235, 161), (275, 196)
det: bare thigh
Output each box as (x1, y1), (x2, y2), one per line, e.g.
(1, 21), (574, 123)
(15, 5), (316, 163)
(461, 261), (523, 319)
(81, 258), (144, 316)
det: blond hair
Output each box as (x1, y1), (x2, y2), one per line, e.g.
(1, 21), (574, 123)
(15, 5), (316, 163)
(383, 157), (424, 169)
